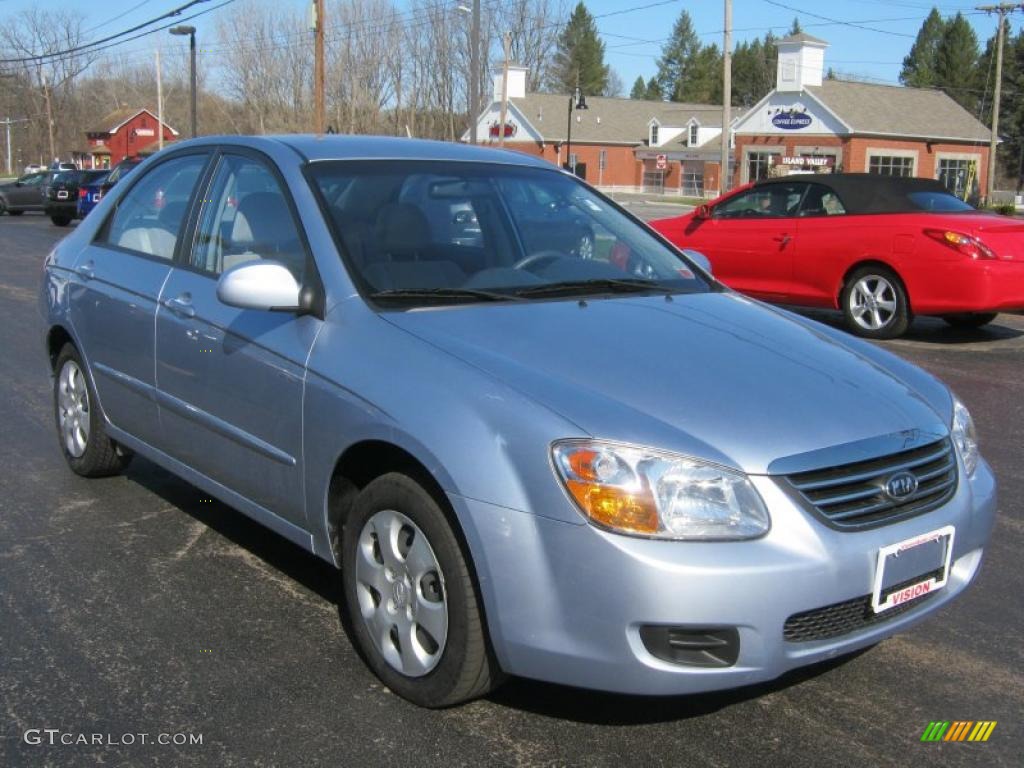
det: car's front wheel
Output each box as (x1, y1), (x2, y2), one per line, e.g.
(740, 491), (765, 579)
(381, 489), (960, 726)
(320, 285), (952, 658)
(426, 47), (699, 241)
(53, 344), (133, 477)
(942, 312), (997, 329)
(841, 266), (910, 339)
(341, 473), (500, 707)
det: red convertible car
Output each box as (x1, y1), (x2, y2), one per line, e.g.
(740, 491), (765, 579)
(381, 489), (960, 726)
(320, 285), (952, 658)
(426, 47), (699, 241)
(650, 174), (1024, 338)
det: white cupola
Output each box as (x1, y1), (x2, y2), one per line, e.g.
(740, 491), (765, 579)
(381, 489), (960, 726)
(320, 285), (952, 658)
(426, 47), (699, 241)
(493, 64), (528, 101)
(775, 33), (828, 92)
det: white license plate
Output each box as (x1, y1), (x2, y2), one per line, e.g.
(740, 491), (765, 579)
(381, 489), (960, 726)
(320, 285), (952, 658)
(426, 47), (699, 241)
(57, 190), (68, 199)
(871, 526), (955, 613)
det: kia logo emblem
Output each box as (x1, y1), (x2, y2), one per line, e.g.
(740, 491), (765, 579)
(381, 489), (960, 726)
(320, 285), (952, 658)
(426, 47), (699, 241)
(885, 471), (919, 500)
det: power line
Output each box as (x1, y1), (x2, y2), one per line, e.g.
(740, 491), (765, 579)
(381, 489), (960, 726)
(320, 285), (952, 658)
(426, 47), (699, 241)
(761, 0), (920, 37)
(0, 0), (212, 64)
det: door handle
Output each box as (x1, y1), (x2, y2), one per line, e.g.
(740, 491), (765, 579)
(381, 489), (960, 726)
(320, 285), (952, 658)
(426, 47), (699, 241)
(76, 261), (95, 280)
(163, 294), (196, 318)
(773, 234), (792, 246)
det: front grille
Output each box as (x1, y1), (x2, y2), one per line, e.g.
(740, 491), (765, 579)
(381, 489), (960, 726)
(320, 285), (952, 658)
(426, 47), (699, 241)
(783, 569), (943, 642)
(785, 438), (957, 529)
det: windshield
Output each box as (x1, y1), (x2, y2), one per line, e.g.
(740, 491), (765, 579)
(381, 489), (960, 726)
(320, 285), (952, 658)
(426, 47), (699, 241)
(307, 160), (710, 306)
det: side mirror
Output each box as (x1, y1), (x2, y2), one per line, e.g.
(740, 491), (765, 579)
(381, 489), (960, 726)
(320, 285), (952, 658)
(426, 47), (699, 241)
(216, 261), (305, 312)
(682, 249), (712, 276)
(694, 204), (711, 220)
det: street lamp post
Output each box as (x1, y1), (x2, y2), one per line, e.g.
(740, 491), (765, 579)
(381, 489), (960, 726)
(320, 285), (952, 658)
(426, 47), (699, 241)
(170, 25), (197, 138)
(564, 87), (587, 176)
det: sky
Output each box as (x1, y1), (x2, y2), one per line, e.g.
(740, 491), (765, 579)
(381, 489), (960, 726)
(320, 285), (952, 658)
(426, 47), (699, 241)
(0, 0), (1011, 92)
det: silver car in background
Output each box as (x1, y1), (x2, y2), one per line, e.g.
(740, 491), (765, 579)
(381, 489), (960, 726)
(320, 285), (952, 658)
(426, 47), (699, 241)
(40, 136), (996, 708)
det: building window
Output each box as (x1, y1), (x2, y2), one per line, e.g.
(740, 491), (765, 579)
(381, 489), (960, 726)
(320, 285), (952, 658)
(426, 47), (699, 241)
(746, 152), (776, 182)
(568, 152), (579, 170)
(649, 123), (659, 146)
(689, 124), (699, 146)
(868, 155), (914, 177)
(937, 157), (977, 199)
(598, 149), (607, 171)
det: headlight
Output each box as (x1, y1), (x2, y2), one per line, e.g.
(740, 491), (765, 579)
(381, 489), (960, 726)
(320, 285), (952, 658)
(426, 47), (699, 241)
(552, 440), (770, 540)
(951, 395), (978, 477)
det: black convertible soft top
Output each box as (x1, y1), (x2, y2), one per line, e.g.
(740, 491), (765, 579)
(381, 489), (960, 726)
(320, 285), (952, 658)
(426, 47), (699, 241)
(754, 173), (971, 214)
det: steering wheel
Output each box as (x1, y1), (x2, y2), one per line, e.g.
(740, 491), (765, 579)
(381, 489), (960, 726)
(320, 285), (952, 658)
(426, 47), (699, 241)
(512, 250), (566, 273)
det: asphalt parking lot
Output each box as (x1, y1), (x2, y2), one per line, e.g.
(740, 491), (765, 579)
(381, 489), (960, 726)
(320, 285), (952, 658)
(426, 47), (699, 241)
(2, 213), (1021, 767)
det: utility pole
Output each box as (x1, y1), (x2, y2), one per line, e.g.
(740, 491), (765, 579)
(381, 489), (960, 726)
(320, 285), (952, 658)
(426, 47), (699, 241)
(977, 3), (1023, 202)
(499, 33), (511, 147)
(1, 117), (29, 176)
(469, 0), (481, 144)
(156, 48), (164, 151)
(313, 0), (325, 134)
(41, 73), (56, 163)
(721, 0), (733, 195)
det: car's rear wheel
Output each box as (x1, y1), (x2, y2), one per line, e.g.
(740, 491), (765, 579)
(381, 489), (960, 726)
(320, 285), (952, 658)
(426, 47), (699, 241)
(8, 209), (23, 216)
(341, 473), (500, 707)
(841, 267), (910, 339)
(53, 344), (133, 477)
(51, 214), (72, 227)
(942, 312), (997, 329)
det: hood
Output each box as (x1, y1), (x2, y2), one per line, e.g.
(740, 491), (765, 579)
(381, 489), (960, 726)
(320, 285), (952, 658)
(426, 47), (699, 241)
(384, 292), (950, 475)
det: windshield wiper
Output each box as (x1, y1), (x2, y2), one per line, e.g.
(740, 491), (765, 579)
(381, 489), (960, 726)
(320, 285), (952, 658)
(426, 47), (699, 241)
(511, 278), (678, 298)
(368, 287), (523, 303)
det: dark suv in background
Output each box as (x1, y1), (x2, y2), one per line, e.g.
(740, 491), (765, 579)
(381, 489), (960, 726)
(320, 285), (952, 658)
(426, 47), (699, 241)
(45, 169), (110, 226)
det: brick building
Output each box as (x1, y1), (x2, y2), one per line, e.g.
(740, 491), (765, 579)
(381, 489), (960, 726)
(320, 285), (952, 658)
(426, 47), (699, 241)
(73, 108), (178, 169)
(466, 66), (737, 197)
(731, 33), (992, 198)
(468, 34), (992, 200)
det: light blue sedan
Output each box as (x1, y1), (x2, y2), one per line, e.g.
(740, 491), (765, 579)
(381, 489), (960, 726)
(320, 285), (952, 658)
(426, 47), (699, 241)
(40, 136), (996, 707)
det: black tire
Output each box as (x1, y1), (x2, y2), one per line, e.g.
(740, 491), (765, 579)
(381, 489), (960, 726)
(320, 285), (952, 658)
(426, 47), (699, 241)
(53, 343), (132, 477)
(341, 473), (500, 707)
(0, 197), (6, 215)
(942, 312), (997, 329)
(8, 209), (23, 216)
(51, 214), (72, 227)
(841, 266), (911, 339)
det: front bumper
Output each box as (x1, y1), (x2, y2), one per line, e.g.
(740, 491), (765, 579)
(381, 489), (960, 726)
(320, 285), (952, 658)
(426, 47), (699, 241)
(451, 458), (996, 695)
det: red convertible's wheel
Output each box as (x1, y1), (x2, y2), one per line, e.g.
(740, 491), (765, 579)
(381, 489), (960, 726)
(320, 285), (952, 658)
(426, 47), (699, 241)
(841, 266), (910, 339)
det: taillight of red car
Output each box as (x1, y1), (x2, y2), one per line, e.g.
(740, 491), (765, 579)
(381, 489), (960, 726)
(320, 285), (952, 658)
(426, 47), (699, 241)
(924, 229), (997, 260)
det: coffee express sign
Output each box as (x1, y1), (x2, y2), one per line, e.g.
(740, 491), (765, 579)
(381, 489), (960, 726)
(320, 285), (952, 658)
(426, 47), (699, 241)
(771, 109), (812, 130)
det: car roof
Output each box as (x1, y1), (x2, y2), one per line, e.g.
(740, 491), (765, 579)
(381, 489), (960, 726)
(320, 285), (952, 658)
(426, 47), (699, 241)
(754, 173), (956, 214)
(156, 134), (555, 169)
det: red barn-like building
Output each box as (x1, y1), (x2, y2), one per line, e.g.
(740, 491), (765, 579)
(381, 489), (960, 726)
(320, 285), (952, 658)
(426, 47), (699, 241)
(74, 108), (178, 169)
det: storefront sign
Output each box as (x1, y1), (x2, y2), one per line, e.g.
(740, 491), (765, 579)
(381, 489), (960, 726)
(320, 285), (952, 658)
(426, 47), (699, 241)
(771, 111), (812, 130)
(134, 128), (155, 137)
(780, 156), (832, 166)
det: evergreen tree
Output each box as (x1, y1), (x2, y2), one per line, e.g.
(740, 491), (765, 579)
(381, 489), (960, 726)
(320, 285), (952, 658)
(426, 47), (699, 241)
(645, 77), (663, 100)
(656, 9), (701, 100)
(630, 75), (647, 99)
(679, 44), (723, 103)
(935, 12), (980, 109)
(548, 2), (609, 96)
(900, 8), (946, 87)
(979, 24), (1024, 187)
(788, 18), (802, 35)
